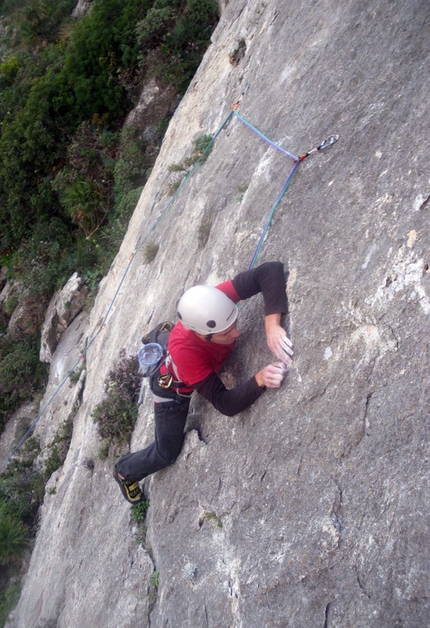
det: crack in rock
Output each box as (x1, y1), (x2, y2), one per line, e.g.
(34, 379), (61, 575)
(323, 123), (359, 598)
(323, 601), (333, 628)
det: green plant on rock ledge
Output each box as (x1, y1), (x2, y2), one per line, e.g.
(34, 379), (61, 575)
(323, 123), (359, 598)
(131, 499), (150, 543)
(149, 571), (160, 589)
(131, 500), (149, 523)
(92, 350), (141, 447)
(44, 418), (74, 480)
(167, 134), (214, 195)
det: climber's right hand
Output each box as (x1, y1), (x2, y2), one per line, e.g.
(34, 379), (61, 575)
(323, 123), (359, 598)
(255, 362), (287, 389)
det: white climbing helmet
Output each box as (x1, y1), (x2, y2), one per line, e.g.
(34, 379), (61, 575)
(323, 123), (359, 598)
(177, 285), (238, 335)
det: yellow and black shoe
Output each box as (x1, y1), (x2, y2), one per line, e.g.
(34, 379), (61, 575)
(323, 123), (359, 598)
(113, 467), (145, 504)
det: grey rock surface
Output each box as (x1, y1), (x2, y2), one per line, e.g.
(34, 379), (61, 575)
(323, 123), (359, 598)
(71, 0), (90, 19)
(4, 0), (429, 627)
(39, 272), (89, 363)
(6, 291), (46, 337)
(124, 76), (177, 141)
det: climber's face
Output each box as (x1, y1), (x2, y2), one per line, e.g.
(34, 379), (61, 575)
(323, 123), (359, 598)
(210, 320), (241, 345)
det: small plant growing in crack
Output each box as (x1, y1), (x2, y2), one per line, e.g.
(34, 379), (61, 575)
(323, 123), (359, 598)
(236, 182), (249, 202)
(149, 571), (159, 588)
(143, 241), (159, 264)
(205, 512), (223, 528)
(167, 135), (214, 195)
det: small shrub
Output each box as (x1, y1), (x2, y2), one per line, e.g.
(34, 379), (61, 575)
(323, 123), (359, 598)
(0, 515), (29, 564)
(170, 134), (214, 172)
(92, 395), (138, 443)
(168, 163), (187, 173)
(131, 500), (149, 523)
(236, 183), (249, 202)
(22, 437), (41, 458)
(0, 466), (46, 531)
(44, 445), (63, 480)
(69, 362), (85, 385)
(0, 55), (20, 84)
(167, 134), (214, 196)
(143, 242), (159, 264)
(0, 580), (21, 627)
(7, 218), (77, 297)
(44, 419), (73, 479)
(0, 336), (45, 431)
(167, 179), (182, 196)
(4, 295), (19, 316)
(114, 134), (147, 194)
(149, 571), (159, 589)
(190, 134), (214, 164)
(97, 441), (110, 462)
(59, 178), (106, 237)
(92, 351), (141, 445)
(205, 512), (223, 528)
(136, 6), (177, 49)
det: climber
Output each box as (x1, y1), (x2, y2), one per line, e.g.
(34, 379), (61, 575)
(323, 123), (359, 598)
(113, 261), (293, 504)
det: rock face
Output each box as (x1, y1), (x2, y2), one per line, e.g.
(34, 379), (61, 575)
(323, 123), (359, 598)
(39, 272), (89, 363)
(124, 76), (177, 141)
(5, 1), (429, 627)
(72, 0), (91, 19)
(6, 292), (47, 337)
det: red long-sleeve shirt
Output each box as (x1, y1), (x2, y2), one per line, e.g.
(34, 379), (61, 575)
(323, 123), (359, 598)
(167, 261), (288, 416)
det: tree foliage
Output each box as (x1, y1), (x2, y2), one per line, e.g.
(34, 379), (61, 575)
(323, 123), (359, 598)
(0, 515), (29, 564)
(0, 0), (218, 273)
(0, 334), (45, 429)
(0, 0), (218, 425)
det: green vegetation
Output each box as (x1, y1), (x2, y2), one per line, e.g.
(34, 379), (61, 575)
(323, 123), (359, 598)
(0, 0), (218, 270)
(43, 419), (74, 480)
(149, 570), (160, 588)
(168, 134), (214, 173)
(0, 437), (45, 560)
(0, 414), (78, 625)
(92, 350), (141, 447)
(0, 515), (29, 564)
(0, 580), (21, 628)
(0, 335), (46, 433)
(131, 499), (149, 524)
(204, 511), (223, 528)
(236, 182), (249, 202)
(0, 0), (219, 434)
(131, 498), (150, 546)
(167, 133), (214, 194)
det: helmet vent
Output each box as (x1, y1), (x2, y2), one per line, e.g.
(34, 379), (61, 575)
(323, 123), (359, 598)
(206, 320), (216, 329)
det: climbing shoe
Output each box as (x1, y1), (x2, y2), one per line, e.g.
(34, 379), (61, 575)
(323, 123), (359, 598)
(113, 467), (145, 504)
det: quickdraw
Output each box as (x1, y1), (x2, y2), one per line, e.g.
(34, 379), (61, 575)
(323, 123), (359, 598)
(299, 134), (339, 161)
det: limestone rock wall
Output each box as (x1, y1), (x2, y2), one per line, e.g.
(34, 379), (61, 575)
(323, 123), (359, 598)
(6, 0), (429, 627)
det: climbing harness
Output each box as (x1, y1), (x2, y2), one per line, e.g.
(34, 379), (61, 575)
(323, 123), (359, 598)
(0, 103), (338, 473)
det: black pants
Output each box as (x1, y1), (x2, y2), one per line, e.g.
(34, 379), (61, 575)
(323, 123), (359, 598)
(115, 371), (190, 481)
